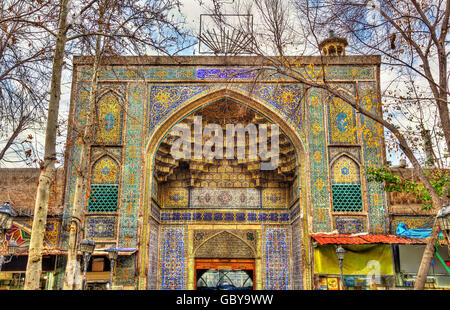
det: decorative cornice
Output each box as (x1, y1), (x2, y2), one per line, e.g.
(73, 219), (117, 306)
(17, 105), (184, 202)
(73, 55), (381, 66)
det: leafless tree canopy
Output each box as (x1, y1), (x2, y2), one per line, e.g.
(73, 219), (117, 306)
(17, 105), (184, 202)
(204, 0), (449, 169)
(296, 0), (450, 167)
(0, 0), (194, 169)
(68, 0), (193, 56)
(0, 0), (54, 166)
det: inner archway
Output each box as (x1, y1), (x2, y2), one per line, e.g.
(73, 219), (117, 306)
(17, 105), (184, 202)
(194, 230), (256, 290)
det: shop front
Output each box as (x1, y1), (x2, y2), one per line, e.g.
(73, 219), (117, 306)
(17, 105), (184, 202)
(391, 219), (450, 289)
(393, 244), (450, 289)
(311, 234), (413, 290)
(0, 255), (60, 290)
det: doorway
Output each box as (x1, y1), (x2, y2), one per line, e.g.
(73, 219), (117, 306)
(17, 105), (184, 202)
(195, 259), (255, 290)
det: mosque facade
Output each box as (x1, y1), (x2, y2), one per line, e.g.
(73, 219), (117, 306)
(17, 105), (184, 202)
(62, 50), (389, 290)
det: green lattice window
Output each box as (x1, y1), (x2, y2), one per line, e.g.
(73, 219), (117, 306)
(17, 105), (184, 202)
(88, 184), (118, 213)
(332, 184), (363, 212)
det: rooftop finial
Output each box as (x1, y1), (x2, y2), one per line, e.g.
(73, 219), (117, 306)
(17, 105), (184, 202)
(329, 29), (335, 38)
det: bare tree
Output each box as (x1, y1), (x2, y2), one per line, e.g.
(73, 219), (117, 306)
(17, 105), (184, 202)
(0, 0), (53, 166)
(204, 0), (449, 290)
(24, 0), (72, 290)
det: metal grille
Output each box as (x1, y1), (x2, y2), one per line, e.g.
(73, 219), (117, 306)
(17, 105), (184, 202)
(88, 184), (118, 213)
(197, 269), (253, 290)
(332, 184), (363, 212)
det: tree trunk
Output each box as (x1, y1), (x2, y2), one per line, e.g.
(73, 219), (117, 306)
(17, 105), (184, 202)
(63, 35), (102, 290)
(61, 146), (89, 290)
(414, 218), (440, 290)
(24, 0), (71, 290)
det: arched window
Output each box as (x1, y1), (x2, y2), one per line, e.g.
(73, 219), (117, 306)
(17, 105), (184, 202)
(88, 155), (120, 213)
(331, 156), (363, 212)
(96, 92), (123, 145)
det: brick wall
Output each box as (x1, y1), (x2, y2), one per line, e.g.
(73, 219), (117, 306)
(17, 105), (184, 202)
(0, 168), (65, 216)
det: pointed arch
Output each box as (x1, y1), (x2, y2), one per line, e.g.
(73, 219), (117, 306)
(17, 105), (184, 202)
(145, 88), (307, 157)
(194, 230), (256, 259)
(97, 87), (125, 100)
(323, 83), (357, 103)
(139, 87), (310, 290)
(329, 150), (361, 166)
(88, 154), (120, 213)
(91, 154), (120, 184)
(330, 154), (361, 184)
(331, 155), (363, 212)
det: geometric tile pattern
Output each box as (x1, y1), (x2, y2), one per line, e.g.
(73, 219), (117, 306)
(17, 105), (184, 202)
(116, 255), (136, 286)
(308, 89), (331, 232)
(44, 220), (60, 247)
(332, 184), (363, 212)
(328, 96), (357, 144)
(66, 63), (384, 289)
(147, 84), (306, 146)
(3, 225), (31, 249)
(160, 226), (187, 290)
(359, 81), (387, 233)
(43, 220), (60, 247)
(87, 184), (119, 213)
(77, 66), (375, 82)
(91, 155), (120, 184)
(250, 84), (304, 130)
(291, 218), (303, 289)
(119, 83), (145, 248)
(78, 66), (195, 81)
(331, 156), (360, 184)
(334, 216), (366, 234)
(160, 210), (290, 224)
(331, 156), (363, 212)
(190, 188), (260, 209)
(262, 188), (287, 208)
(96, 92), (123, 144)
(85, 216), (117, 239)
(64, 83), (91, 239)
(164, 188), (189, 208)
(197, 68), (256, 80)
(3, 220), (60, 249)
(147, 218), (160, 290)
(148, 85), (208, 135)
(263, 226), (291, 290)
